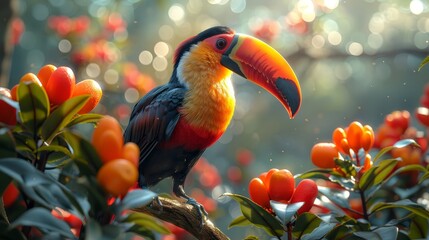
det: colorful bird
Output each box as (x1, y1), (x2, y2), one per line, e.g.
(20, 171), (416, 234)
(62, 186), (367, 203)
(124, 26), (301, 219)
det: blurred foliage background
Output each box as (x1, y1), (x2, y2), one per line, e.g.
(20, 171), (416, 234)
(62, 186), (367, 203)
(3, 0), (429, 238)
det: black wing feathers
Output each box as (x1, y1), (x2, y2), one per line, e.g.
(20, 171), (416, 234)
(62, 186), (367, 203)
(123, 83), (186, 162)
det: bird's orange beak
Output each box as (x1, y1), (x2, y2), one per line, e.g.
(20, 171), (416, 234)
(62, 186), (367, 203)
(221, 34), (302, 118)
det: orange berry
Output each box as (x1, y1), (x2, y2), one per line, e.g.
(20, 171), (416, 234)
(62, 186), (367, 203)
(268, 169), (295, 202)
(248, 178), (270, 209)
(310, 143), (339, 168)
(72, 79), (102, 114)
(45, 66), (75, 105)
(340, 138), (350, 154)
(289, 179), (318, 215)
(10, 84), (18, 101)
(360, 130), (374, 152)
(97, 159), (138, 196)
(122, 142), (140, 167)
(19, 73), (42, 86)
(92, 115), (123, 145)
(264, 168), (279, 190)
(92, 130), (123, 164)
(332, 128), (346, 149)
(347, 121), (364, 153)
(37, 64), (57, 87)
(361, 154), (372, 173)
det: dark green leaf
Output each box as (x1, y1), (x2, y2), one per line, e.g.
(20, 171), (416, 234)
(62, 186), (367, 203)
(36, 145), (71, 156)
(329, 174), (355, 191)
(223, 193), (284, 237)
(119, 189), (157, 212)
(408, 215), (428, 238)
(41, 95), (89, 143)
(373, 146), (395, 164)
(359, 159), (398, 191)
(17, 81), (49, 134)
(270, 201), (303, 225)
(229, 215), (252, 229)
(370, 199), (429, 219)
(67, 113), (103, 127)
(85, 218), (102, 240)
(0, 221), (26, 240)
(418, 55), (429, 71)
(9, 207), (74, 238)
(61, 131), (102, 175)
(0, 158), (83, 214)
(296, 169), (331, 181)
(292, 212), (323, 239)
(0, 128), (16, 158)
(300, 222), (336, 240)
(123, 212), (170, 235)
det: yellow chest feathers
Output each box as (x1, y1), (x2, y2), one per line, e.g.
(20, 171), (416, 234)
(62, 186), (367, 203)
(177, 43), (236, 133)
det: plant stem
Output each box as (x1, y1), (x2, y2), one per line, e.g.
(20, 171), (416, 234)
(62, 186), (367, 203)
(358, 188), (369, 220)
(287, 223), (292, 240)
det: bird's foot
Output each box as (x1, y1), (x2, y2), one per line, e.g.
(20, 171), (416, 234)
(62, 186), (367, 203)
(186, 197), (208, 229)
(149, 196), (163, 213)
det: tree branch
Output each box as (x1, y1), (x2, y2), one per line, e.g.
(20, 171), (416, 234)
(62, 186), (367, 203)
(133, 196), (229, 240)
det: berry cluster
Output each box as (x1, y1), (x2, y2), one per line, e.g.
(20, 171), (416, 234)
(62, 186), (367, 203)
(248, 168), (318, 215)
(311, 121), (374, 172)
(92, 116), (139, 197)
(374, 110), (427, 168)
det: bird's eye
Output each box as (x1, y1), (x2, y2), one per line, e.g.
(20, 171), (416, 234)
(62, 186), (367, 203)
(216, 38), (227, 50)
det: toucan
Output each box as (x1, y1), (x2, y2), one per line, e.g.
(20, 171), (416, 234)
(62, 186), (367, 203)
(124, 26), (302, 218)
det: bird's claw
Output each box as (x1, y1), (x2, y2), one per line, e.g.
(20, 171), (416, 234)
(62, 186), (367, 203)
(149, 196), (163, 213)
(186, 197), (208, 228)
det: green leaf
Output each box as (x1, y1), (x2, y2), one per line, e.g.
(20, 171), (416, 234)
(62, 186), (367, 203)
(370, 199), (429, 219)
(318, 186), (350, 208)
(373, 139), (419, 164)
(223, 193), (284, 237)
(418, 55), (429, 71)
(41, 95), (89, 143)
(17, 81), (49, 134)
(366, 164), (427, 200)
(270, 201), (303, 225)
(354, 226), (398, 240)
(244, 235), (259, 240)
(334, 158), (356, 177)
(123, 212), (170, 235)
(408, 215), (428, 239)
(61, 130), (102, 175)
(85, 218), (102, 240)
(0, 128), (16, 158)
(119, 189), (157, 212)
(66, 113), (103, 127)
(9, 207), (74, 238)
(292, 212), (323, 239)
(229, 215), (252, 228)
(36, 145), (71, 157)
(0, 158), (83, 215)
(359, 159), (398, 191)
(296, 169), (331, 181)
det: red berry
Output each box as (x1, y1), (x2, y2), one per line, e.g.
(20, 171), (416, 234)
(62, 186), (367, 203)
(289, 179), (318, 214)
